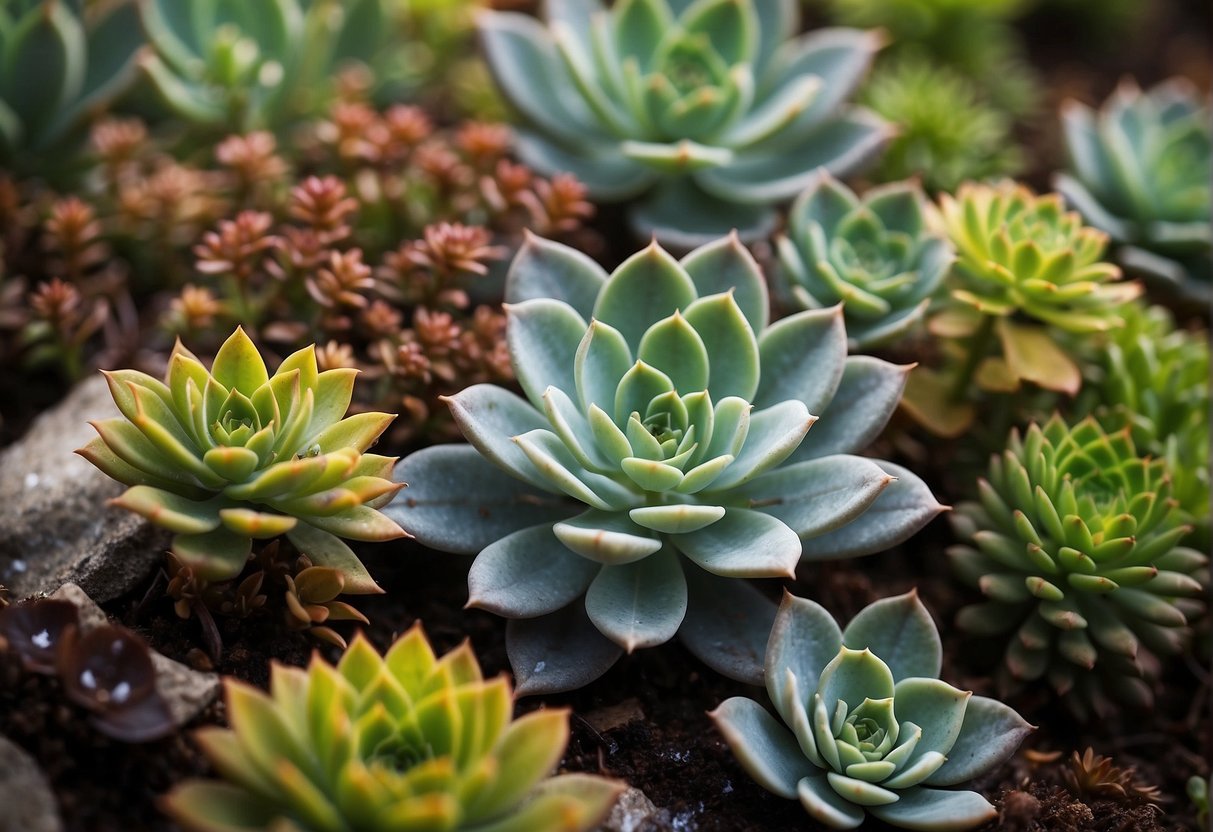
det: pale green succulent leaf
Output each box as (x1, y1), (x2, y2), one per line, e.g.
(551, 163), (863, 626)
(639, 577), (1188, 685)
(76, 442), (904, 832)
(614, 360), (675, 426)
(800, 462), (945, 560)
(680, 232), (770, 331)
(683, 292), (761, 401)
(680, 0), (758, 66)
(506, 299), (588, 410)
(515, 131), (657, 200)
(630, 178), (779, 249)
(792, 357), (910, 460)
(469, 522), (601, 617)
(868, 786), (997, 831)
(553, 509), (663, 565)
(995, 319), (1081, 395)
(172, 527), (253, 581)
(925, 695), (1033, 786)
(210, 328), (270, 396)
(680, 564), (777, 684)
(754, 306), (846, 412)
(613, 0), (672, 70)
(891, 678), (970, 760)
(162, 781), (278, 832)
(826, 772), (898, 806)
(219, 508), (297, 539)
(309, 412), (394, 455)
(818, 647), (895, 706)
(543, 387), (611, 472)
(621, 138), (735, 172)
(296, 506), (404, 543)
(286, 524), (382, 595)
(709, 400), (813, 490)
(720, 74), (821, 148)
(504, 233), (607, 320)
(676, 507), (800, 578)
(585, 545), (686, 651)
(637, 311), (710, 393)
(508, 604), (624, 696)
(796, 774), (865, 829)
(710, 697), (813, 799)
(574, 321), (633, 414)
(768, 27), (881, 123)
(593, 243), (698, 350)
(765, 594), (843, 724)
(471, 773), (622, 832)
(112, 485), (224, 535)
(842, 591), (942, 683)
(630, 503), (725, 533)
(731, 454), (891, 539)
(515, 429), (635, 510)
(444, 384), (551, 491)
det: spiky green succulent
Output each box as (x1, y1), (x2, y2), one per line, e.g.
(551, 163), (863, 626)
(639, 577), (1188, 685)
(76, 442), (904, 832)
(0, 0), (143, 177)
(78, 328), (405, 589)
(139, 0), (392, 132)
(949, 416), (1208, 720)
(860, 56), (1023, 193)
(163, 624), (623, 831)
(777, 172), (952, 349)
(390, 234), (942, 694)
(712, 591), (1031, 830)
(479, 0), (890, 246)
(932, 181), (1141, 395)
(1075, 303), (1210, 548)
(1054, 79), (1212, 302)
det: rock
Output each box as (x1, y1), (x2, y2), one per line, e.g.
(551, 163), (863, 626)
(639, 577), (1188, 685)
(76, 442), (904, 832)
(50, 583), (220, 727)
(0, 736), (63, 832)
(0, 374), (167, 602)
(597, 787), (660, 832)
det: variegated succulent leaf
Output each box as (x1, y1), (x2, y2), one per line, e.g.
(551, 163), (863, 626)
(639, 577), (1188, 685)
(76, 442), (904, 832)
(163, 625), (624, 831)
(389, 234), (943, 694)
(949, 415), (1208, 720)
(79, 327), (405, 587)
(712, 591), (1031, 830)
(479, 0), (891, 246)
(779, 172), (953, 349)
(1053, 79), (1212, 301)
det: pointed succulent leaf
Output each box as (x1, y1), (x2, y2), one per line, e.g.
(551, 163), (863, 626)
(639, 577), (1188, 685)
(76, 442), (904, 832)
(679, 564), (777, 684)
(711, 697), (814, 799)
(506, 299), (588, 410)
(680, 233), (770, 331)
(585, 546), (687, 651)
(505, 233), (608, 319)
(508, 604), (624, 696)
(842, 591), (942, 682)
(731, 455), (892, 538)
(676, 508), (800, 578)
(754, 307), (846, 412)
(765, 594), (843, 722)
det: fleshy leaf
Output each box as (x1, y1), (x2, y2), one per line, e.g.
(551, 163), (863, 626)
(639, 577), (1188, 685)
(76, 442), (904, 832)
(710, 697), (813, 799)
(585, 546), (687, 651)
(468, 523), (600, 618)
(842, 591), (941, 682)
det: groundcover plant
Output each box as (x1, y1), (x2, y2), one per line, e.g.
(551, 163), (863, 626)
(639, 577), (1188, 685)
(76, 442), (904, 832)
(0, 0), (1207, 830)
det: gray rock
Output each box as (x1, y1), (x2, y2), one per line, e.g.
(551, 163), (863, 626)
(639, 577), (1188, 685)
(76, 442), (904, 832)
(50, 583), (219, 727)
(0, 736), (63, 832)
(597, 787), (660, 832)
(0, 374), (167, 602)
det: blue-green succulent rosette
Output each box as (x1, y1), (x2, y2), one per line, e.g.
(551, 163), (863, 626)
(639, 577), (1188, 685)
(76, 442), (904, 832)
(712, 592), (1032, 830)
(391, 234), (943, 694)
(479, 0), (890, 247)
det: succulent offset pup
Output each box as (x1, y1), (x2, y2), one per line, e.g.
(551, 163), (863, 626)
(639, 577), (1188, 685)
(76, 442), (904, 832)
(79, 328), (406, 589)
(1054, 79), (1212, 301)
(949, 417), (1208, 720)
(479, 0), (890, 246)
(777, 172), (953, 349)
(391, 234), (943, 693)
(712, 592), (1031, 830)
(163, 624), (623, 831)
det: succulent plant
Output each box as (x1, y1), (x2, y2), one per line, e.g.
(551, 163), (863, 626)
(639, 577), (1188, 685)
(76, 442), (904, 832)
(1189, 773), (1211, 828)
(860, 56), (1022, 193)
(479, 0), (891, 246)
(139, 0), (392, 132)
(1074, 303), (1210, 547)
(163, 624), (624, 831)
(78, 327), (406, 587)
(1054, 79), (1212, 303)
(712, 591), (1031, 830)
(0, 599), (175, 743)
(903, 182), (1140, 436)
(391, 233), (943, 694)
(949, 416), (1208, 719)
(0, 0), (144, 177)
(777, 172), (952, 349)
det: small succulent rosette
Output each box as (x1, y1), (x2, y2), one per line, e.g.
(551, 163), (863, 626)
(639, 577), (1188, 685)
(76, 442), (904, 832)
(392, 234), (943, 694)
(777, 172), (953, 349)
(79, 328), (405, 588)
(163, 625), (623, 831)
(1054, 79), (1212, 301)
(949, 417), (1208, 719)
(712, 592), (1032, 830)
(479, 0), (890, 245)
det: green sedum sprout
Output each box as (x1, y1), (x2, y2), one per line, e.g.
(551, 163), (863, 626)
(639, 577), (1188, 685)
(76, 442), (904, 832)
(479, 0), (890, 246)
(777, 171), (953, 349)
(163, 624), (624, 831)
(712, 591), (1031, 830)
(949, 416), (1208, 719)
(1054, 79), (1212, 302)
(78, 327), (405, 590)
(390, 233), (943, 694)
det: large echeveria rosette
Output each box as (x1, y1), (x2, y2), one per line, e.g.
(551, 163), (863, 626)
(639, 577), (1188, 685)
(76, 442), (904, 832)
(949, 417), (1208, 720)
(712, 592), (1031, 830)
(479, 0), (890, 246)
(391, 234), (943, 694)
(1054, 79), (1212, 302)
(79, 329), (405, 590)
(778, 172), (953, 349)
